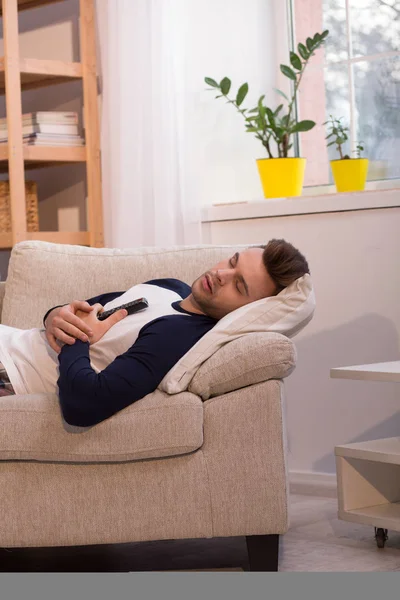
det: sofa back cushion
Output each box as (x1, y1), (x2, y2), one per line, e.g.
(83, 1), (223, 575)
(2, 240), (253, 329)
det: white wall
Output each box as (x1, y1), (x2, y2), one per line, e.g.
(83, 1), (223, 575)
(203, 196), (400, 476)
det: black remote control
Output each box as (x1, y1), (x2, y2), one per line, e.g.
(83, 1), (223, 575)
(97, 297), (149, 321)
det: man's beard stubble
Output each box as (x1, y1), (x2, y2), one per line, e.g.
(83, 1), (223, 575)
(190, 275), (216, 317)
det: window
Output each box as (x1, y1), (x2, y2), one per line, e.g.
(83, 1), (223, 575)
(290, 0), (400, 187)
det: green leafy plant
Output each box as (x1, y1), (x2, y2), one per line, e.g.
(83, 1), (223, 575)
(324, 115), (366, 159)
(324, 115), (350, 159)
(354, 142), (365, 158)
(204, 30), (329, 159)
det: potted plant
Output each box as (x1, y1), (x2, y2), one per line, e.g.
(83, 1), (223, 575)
(324, 115), (369, 192)
(204, 30), (329, 199)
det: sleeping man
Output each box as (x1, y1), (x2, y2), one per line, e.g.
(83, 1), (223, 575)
(0, 239), (309, 427)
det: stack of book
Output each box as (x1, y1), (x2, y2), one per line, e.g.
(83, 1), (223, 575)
(0, 111), (85, 146)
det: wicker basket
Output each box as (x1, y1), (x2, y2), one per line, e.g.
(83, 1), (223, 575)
(0, 181), (39, 233)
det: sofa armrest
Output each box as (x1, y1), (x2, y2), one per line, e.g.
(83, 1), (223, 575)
(202, 378), (290, 537)
(188, 332), (296, 400)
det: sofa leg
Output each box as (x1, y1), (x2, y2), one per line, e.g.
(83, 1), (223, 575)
(245, 534), (279, 571)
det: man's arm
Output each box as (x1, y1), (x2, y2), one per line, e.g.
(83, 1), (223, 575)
(57, 315), (206, 427)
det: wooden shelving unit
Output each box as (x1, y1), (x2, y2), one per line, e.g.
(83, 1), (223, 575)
(332, 361), (400, 547)
(0, 0), (104, 248)
(336, 438), (400, 533)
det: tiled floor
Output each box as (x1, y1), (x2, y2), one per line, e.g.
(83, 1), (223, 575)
(280, 494), (400, 571)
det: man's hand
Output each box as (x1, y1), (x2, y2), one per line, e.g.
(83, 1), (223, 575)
(45, 300), (96, 353)
(45, 301), (128, 353)
(75, 303), (128, 345)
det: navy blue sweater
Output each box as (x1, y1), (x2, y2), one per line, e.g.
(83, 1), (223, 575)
(44, 279), (217, 427)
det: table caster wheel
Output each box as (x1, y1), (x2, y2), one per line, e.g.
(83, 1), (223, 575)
(374, 527), (388, 548)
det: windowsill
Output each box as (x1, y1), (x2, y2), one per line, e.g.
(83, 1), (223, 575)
(301, 178), (400, 196)
(201, 187), (400, 223)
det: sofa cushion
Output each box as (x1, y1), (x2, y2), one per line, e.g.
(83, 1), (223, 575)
(188, 332), (297, 400)
(160, 273), (315, 394)
(0, 390), (203, 462)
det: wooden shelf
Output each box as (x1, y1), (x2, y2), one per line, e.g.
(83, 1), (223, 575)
(334, 363), (400, 542)
(0, 58), (83, 92)
(0, 144), (86, 171)
(0, 0), (64, 14)
(339, 502), (400, 533)
(336, 437), (400, 538)
(0, 231), (90, 249)
(331, 361), (400, 383)
(335, 437), (400, 465)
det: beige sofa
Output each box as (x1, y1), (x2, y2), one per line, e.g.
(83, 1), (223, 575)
(0, 241), (297, 571)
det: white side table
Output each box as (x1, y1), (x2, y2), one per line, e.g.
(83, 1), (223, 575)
(331, 361), (400, 548)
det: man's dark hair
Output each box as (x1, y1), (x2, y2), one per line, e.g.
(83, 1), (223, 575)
(255, 239), (310, 295)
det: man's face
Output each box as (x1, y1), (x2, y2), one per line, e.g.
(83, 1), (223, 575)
(190, 247), (277, 320)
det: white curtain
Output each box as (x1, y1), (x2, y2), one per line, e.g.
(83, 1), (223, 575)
(96, 0), (202, 248)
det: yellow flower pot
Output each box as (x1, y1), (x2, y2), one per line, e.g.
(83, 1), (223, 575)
(256, 158), (306, 199)
(330, 158), (369, 193)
